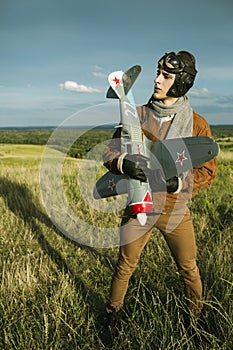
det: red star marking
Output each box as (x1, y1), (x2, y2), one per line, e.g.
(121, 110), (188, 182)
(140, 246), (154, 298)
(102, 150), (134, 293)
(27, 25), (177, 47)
(112, 76), (120, 84)
(176, 150), (187, 166)
(108, 179), (116, 191)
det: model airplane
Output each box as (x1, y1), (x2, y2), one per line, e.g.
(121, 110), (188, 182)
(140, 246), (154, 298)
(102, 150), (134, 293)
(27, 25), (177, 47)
(93, 65), (220, 225)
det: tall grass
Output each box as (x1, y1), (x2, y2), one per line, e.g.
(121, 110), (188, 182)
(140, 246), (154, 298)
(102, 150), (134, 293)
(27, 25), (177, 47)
(0, 145), (232, 349)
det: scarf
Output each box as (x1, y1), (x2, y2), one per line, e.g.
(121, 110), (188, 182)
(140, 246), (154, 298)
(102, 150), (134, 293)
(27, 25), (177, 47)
(150, 96), (193, 139)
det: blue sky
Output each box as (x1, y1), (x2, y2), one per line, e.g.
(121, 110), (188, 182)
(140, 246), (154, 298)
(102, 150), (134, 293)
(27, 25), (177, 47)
(1, 0), (233, 126)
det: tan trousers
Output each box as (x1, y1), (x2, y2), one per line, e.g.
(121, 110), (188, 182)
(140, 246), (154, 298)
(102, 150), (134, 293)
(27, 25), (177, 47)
(108, 207), (203, 318)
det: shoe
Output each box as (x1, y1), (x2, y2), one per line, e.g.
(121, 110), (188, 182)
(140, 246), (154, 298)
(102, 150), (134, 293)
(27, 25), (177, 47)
(100, 308), (121, 347)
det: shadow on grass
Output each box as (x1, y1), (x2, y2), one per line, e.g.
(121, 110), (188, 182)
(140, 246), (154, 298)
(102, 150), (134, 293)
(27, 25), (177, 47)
(0, 176), (115, 316)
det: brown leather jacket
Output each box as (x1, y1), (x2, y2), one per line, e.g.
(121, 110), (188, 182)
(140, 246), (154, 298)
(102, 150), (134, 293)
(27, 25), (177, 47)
(103, 104), (217, 211)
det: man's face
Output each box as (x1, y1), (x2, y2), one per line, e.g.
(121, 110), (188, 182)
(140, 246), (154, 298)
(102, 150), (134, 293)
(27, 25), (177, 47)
(153, 67), (177, 104)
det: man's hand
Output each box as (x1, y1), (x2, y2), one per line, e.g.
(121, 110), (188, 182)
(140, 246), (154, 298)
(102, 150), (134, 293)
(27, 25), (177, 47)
(166, 177), (179, 193)
(148, 170), (183, 194)
(118, 154), (149, 182)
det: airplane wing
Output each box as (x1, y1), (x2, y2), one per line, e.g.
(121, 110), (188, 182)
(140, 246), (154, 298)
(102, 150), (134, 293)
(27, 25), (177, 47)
(94, 136), (219, 199)
(93, 172), (128, 199)
(150, 136), (220, 179)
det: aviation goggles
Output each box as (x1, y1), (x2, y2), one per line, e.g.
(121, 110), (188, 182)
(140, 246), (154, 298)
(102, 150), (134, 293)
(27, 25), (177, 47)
(160, 52), (197, 76)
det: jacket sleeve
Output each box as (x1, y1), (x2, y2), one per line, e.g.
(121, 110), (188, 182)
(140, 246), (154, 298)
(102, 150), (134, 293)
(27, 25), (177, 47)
(187, 112), (218, 197)
(192, 158), (217, 196)
(102, 126), (122, 174)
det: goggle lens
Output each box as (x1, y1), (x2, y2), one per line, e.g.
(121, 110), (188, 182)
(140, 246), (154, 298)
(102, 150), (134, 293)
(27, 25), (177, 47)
(166, 55), (180, 69)
(163, 52), (184, 73)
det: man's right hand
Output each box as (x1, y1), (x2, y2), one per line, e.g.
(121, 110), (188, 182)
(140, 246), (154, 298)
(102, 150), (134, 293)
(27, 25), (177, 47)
(118, 154), (149, 182)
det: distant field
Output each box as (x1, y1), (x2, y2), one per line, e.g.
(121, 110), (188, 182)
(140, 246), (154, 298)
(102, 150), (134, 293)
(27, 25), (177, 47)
(0, 144), (45, 157)
(0, 144), (68, 158)
(0, 124), (232, 160)
(0, 129), (232, 349)
(0, 141), (231, 162)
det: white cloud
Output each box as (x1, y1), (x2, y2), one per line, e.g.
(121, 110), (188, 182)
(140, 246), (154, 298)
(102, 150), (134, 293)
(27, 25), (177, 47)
(92, 65), (103, 71)
(188, 88), (210, 98)
(92, 65), (108, 79)
(188, 88), (233, 112)
(92, 71), (108, 79)
(59, 80), (101, 93)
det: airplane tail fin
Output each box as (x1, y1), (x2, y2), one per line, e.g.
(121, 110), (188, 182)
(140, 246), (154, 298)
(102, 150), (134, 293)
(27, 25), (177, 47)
(106, 65), (142, 99)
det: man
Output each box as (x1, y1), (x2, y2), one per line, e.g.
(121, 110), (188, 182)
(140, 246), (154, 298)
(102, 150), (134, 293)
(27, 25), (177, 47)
(101, 51), (217, 342)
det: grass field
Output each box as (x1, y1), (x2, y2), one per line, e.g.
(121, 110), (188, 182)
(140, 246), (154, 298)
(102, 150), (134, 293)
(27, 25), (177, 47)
(0, 140), (232, 350)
